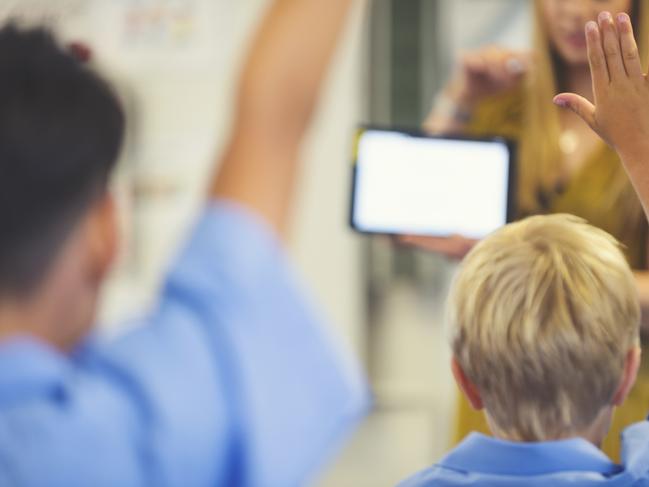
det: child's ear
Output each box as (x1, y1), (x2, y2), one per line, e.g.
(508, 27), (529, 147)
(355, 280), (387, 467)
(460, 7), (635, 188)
(612, 346), (641, 407)
(451, 358), (484, 410)
(85, 192), (119, 283)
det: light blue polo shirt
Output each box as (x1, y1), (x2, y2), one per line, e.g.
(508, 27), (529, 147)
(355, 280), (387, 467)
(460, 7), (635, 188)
(0, 201), (369, 487)
(399, 423), (649, 486)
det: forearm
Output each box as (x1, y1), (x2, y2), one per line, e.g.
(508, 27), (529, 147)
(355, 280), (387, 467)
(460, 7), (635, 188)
(619, 152), (649, 220)
(212, 0), (356, 235)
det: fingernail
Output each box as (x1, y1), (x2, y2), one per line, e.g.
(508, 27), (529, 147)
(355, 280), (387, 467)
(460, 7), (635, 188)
(553, 98), (567, 108)
(599, 11), (612, 23)
(617, 12), (630, 24)
(586, 21), (598, 33)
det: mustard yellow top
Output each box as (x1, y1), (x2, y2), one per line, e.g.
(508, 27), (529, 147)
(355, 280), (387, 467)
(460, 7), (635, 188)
(465, 89), (648, 269)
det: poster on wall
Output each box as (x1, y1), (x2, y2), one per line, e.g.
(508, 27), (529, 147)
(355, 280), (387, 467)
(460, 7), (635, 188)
(82, 0), (234, 73)
(0, 0), (87, 22)
(0, 0), (235, 74)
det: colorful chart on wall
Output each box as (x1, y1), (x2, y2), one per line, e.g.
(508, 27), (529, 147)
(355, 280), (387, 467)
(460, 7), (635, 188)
(0, 0), (234, 74)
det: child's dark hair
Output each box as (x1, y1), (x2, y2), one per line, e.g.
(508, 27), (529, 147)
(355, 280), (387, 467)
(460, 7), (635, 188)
(0, 24), (125, 294)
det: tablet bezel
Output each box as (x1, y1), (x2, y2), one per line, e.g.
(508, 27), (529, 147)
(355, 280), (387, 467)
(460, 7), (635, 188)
(349, 125), (518, 237)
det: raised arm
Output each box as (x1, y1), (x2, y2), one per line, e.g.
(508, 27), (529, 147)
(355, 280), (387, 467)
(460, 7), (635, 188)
(212, 0), (355, 237)
(94, 5), (366, 485)
(554, 11), (649, 217)
(553, 11), (649, 331)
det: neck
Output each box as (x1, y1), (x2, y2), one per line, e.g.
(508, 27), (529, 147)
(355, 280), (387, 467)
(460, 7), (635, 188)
(487, 407), (612, 448)
(0, 213), (105, 354)
(0, 296), (55, 347)
(0, 278), (96, 354)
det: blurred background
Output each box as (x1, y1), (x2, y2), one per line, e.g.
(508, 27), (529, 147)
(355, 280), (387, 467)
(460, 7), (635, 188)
(1, 1), (530, 486)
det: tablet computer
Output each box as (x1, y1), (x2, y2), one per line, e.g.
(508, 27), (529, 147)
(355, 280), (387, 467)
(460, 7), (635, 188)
(350, 127), (516, 239)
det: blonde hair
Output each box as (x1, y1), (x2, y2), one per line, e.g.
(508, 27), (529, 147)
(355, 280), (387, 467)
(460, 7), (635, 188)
(520, 0), (649, 225)
(449, 214), (640, 441)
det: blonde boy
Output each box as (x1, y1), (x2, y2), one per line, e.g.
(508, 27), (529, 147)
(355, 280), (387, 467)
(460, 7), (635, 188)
(399, 214), (644, 486)
(450, 214), (640, 445)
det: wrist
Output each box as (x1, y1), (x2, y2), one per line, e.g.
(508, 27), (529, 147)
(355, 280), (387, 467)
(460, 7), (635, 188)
(445, 80), (481, 109)
(618, 145), (649, 169)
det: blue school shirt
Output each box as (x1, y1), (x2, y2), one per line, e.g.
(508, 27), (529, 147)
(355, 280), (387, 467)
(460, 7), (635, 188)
(0, 201), (369, 487)
(399, 424), (649, 486)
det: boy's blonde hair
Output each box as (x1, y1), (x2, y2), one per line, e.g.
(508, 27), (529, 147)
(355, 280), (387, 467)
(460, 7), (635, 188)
(449, 214), (640, 441)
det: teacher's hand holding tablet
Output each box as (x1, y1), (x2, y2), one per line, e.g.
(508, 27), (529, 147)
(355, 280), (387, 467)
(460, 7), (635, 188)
(425, 47), (531, 133)
(396, 234), (478, 260)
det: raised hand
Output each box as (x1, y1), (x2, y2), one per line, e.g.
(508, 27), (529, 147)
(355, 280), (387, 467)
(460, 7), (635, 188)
(554, 12), (649, 167)
(554, 11), (649, 217)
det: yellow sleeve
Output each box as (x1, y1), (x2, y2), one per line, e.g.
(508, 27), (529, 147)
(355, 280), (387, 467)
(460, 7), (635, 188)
(465, 87), (524, 141)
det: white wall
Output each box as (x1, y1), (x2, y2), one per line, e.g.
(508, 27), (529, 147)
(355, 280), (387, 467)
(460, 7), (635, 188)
(444, 0), (531, 50)
(290, 3), (367, 355)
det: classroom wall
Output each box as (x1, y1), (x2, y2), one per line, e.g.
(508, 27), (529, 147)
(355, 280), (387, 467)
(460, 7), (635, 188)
(4, 0), (367, 357)
(443, 0), (531, 51)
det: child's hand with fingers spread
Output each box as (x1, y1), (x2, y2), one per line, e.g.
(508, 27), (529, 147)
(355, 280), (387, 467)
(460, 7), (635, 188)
(554, 11), (649, 169)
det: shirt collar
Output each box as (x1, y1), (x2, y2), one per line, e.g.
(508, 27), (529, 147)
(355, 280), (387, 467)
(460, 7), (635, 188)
(0, 337), (71, 402)
(439, 432), (622, 477)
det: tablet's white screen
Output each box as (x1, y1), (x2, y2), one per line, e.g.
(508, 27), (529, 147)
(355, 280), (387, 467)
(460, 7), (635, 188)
(353, 130), (511, 239)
